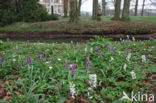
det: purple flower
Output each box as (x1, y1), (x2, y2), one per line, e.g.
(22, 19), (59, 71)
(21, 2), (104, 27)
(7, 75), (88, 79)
(19, 64), (23, 69)
(71, 64), (76, 76)
(26, 56), (32, 67)
(6, 38), (10, 43)
(86, 57), (90, 73)
(1, 54), (5, 63)
(27, 40), (30, 46)
(70, 41), (73, 48)
(98, 50), (104, 57)
(126, 51), (129, 57)
(38, 55), (44, 62)
(96, 46), (98, 51)
(86, 40), (90, 45)
(105, 44), (110, 52)
(111, 45), (115, 53)
(65, 62), (69, 69)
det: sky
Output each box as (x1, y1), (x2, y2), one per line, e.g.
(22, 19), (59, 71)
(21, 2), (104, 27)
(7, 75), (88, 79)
(81, 0), (156, 13)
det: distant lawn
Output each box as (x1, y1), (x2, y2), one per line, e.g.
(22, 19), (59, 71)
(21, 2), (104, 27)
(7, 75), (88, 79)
(0, 16), (156, 34)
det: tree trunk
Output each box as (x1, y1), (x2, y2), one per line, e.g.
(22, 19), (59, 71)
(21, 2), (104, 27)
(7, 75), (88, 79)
(92, 0), (98, 20)
(102, 0), (106, 16)
(121, 0), (130, 21)
(69, 0), (78, 23)
(64, 0), (68, 17)
(141, 0), (146, 16)
(134, 0), (139, 16)
(78, 0), (82, 16)
(112, 0), (121, 20)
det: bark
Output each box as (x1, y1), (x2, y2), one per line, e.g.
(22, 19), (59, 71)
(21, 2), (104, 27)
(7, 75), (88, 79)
(69, 0), (78, 23)
(64, 0), (68, 17)
(102, 0), (106, 16)
(141, 0), (146, 16)
(92, 0), (98, 20)
(121, 0), (130, 21)
(112, 0), (121, 20)
(134, 0), (139, 16)
(78, 0), (82, 16)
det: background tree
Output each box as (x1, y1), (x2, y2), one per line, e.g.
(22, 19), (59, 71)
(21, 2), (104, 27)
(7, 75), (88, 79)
(134, 0), (139, 16)
(69, 0), (79, 23)
(102, 0), (107, 16)
(92, 0), (98, 20)
(112, 0), (121, 20)
(141, 0), (146, 16)
(121, 0), (130, 21)
(64, 0), (68, 17)
(78, 0), (82, 16)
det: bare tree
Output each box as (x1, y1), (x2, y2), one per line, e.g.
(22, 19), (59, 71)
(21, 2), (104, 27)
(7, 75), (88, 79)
(78, 0), (82, 16)
(134, 0), (139, 16)
(102, 0), (107, 16)
(121, 0), (130, 21)
(92, 0), (98, 20)
(112, 0), (121, 20)
(64, 0), (68, 17)
(69, 0), (78, 23)
(141, 0), (146, 16)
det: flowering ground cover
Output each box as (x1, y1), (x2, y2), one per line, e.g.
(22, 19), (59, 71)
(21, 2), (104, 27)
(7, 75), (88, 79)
(0, 37), (155, 103)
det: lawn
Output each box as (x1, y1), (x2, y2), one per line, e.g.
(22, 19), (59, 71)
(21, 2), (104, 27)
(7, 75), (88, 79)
(0, 16), (156, 35)
(0, 37), (155, 102)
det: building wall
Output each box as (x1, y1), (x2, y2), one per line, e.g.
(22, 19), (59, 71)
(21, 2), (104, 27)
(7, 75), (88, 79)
(39, 0), (65, 16)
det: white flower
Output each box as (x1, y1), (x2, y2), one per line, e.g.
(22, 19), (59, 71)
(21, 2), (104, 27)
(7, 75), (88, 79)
(88, 87), (93, 99)
(69, 82), (77, 99)
(89, 74), (97, 88)
(45, 61), (50, 64)
(85, 47), (87, 53)
(120, 38), (122, 41)
(12, 59), (16, 62)
(49, 66), (53, 70)
(90, 48), (93, 53)
(151, 46), (154, 49)
(58, 58), (61, 61)
(126, 53), (131, 62)
(141, 55), (146, 63)
(127, 35), (129, 39)
(118, 51), (121, 55)
(123, 64), (127, 71)
(70, 64), (72, 68)
(0, 40), (3, 44)
(130, 71), (136, 79)
(132, 37), (135, 41)
(110, 57), (114, 61)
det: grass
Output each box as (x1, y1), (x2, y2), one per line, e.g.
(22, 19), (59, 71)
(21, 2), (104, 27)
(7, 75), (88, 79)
(0, 37), (155, 102)
(0, 16), (156, 34)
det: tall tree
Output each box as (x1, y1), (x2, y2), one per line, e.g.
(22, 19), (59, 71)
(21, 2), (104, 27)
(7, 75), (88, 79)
(69, 0), (78, 23)
(92, 0), (98, 20)
(121, 0), (130, 21)
(141, 0), (146, 16)
(64, 0), (68, 17)
(78, 0), (82, 16)
(112, 0), (121, 20)
(102, 0), (106, 16)
(134, 0), (139, 16)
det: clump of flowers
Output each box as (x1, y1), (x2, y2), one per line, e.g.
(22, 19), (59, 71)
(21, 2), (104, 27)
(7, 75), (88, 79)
(89, 74), (97, 88)
(69, 82), (77, 99)
(65, 62), (69, 69)
(38, 54), (44, 62)
(123, 64), (127, 71)
(0, 54), (5, 67)
(19, 64), (23, 69)
(86, 57), (90, 73)
(141, 55), (146, 63)
(71, 64), (76, 76)
(26, 56), (33, 67)
(126, 51), (131, 62)
(130, 71), (136, 80)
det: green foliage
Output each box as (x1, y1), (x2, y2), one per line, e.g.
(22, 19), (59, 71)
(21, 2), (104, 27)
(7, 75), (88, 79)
(0, 38), (155, 102)
(0, 0), (58, 26)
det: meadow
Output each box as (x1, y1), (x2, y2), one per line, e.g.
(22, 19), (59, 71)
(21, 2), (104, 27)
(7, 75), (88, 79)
(0, 16), (156, 35)
(0, 37), (155, 103)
